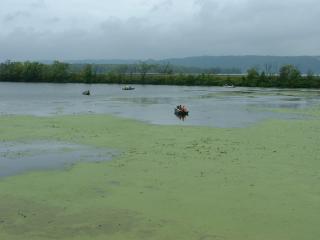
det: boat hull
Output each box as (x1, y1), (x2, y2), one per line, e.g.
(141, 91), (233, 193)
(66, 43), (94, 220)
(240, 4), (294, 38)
(82, 90), (90, 95)
(174, 108), (189, 115)
(122, 87), (135, 90)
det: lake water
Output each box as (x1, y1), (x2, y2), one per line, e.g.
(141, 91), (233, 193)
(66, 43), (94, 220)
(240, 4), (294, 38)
(1, 82), (320, 128)
(0, 141), (118, 178)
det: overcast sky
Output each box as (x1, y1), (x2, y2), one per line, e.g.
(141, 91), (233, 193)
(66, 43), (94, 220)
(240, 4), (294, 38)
(0, 0), (319, 60)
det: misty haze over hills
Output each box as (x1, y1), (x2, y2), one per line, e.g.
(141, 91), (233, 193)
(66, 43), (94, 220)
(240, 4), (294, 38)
(60, 56), (320, 74)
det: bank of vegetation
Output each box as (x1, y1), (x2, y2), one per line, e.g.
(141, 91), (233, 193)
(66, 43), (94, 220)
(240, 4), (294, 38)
(0, 60), (320, 88)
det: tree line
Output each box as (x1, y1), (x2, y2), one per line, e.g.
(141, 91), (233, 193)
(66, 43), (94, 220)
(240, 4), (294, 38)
(69, 62), (241, 75)
(0, 60), (319, 88)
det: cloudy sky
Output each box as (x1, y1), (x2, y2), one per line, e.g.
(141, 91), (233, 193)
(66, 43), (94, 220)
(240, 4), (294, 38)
(0, 0), (319, 60)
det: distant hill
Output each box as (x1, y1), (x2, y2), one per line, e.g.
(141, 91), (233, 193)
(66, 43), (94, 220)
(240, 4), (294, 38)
(158, 56), (320, 74)
(51, 56), (320, 74)
(40, 59), (138, 65)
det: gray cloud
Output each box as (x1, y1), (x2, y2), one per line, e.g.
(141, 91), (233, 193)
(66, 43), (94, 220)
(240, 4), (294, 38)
(150, 0), (173, 12)
(0, 0), (319, 61)
(4, 11), (30, 22)
(29, 0), (46, 8)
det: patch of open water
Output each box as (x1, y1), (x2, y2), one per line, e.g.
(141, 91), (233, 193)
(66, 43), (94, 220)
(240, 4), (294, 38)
(0, 141), (119, 178)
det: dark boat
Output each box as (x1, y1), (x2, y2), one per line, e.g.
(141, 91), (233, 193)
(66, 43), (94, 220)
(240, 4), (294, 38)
(122, 86), (135, 90)
(82, 90), (90, 95)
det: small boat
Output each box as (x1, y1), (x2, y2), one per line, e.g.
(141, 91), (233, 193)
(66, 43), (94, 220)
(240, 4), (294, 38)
(82, 90), (90, 95)
(122, 86), (135, 90)
(223, 84), (235, 88)
(174, 106), (189, 121)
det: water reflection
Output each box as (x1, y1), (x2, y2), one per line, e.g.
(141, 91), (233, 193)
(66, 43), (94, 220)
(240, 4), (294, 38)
(175, 112), (189, 121)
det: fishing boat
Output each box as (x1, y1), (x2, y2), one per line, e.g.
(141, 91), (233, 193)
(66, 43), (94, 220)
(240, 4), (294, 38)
(82, 90), (90, 95)
(122, 86), (135, 90)
(223, 84), (235, 88)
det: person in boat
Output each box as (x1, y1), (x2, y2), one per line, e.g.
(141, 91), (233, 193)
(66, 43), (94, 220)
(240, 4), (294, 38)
(182, 105), (187, 112)
(176, 105), (188, 113)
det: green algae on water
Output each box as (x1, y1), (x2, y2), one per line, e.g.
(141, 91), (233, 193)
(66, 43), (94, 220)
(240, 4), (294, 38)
(0, 114), (320, 240)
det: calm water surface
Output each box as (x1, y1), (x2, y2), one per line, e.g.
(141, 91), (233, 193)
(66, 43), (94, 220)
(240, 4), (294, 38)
(1, 82), (319, 128)
(0, 141), (118, 178)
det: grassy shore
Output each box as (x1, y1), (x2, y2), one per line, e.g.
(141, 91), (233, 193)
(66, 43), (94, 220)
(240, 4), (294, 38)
(0, 112), (320, 240)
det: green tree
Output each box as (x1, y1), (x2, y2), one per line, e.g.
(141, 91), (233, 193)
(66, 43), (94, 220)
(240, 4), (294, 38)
(246, 67), (259, 86)
(279, 65), (301, 87)
(22, 62), (44, 82)
(247, 68), (259, 79)
(279, 65), (300, 80)
(81, 64), (95, 83)
(49, 61), (70, 82)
